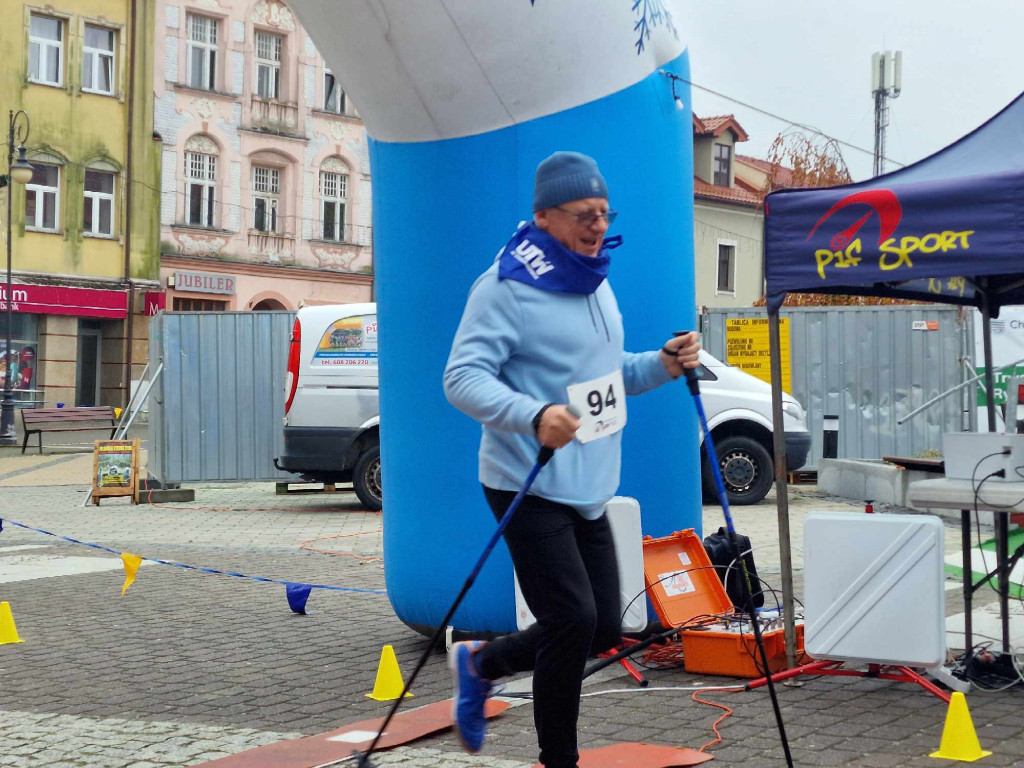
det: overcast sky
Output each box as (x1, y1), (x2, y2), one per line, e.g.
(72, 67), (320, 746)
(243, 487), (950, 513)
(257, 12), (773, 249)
(679, 0), (1024, 181)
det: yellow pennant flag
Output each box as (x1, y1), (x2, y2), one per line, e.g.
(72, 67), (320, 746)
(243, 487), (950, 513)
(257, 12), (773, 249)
(121, 553), (143, 596)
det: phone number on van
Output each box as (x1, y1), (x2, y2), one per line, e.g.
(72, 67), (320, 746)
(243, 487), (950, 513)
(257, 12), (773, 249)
(316, 358), (376, 365)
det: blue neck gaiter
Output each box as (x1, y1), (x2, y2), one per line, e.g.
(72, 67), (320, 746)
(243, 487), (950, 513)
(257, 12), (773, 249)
(498, 223), (620, 295)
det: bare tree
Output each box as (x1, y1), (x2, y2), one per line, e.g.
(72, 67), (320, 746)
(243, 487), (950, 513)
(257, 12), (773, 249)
(762, 129), (852, 193)
(755, 130), (916, 307)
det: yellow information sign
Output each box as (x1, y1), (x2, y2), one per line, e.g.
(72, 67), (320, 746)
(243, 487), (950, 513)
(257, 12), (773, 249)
(91, 439), (140, 505)
(725, 317), (792, 393)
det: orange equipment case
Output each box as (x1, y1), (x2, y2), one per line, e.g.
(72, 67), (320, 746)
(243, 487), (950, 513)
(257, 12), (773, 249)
(642, 529), (808, 678)
(679, 623), (807, 678)
(641, 529), (732, 628)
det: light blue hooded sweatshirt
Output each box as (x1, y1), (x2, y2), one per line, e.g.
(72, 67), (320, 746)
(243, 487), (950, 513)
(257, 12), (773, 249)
(443, 245), (672, 519)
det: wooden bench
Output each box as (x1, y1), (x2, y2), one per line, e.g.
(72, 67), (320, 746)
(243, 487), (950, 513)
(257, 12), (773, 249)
(21, 406), (117, 454)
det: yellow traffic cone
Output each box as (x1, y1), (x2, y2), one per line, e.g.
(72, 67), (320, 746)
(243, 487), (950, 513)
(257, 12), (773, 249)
(929, 692), (992, 761)
(0, 601), (24, 645)
(366, 644), (413, 701)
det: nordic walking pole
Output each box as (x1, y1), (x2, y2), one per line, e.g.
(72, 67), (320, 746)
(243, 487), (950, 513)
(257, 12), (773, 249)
(356, 439), (562, 766)
(678, 338), (793, 768)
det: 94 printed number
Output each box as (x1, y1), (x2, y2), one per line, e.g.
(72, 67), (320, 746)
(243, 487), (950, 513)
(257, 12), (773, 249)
(587, 384), (618, 416)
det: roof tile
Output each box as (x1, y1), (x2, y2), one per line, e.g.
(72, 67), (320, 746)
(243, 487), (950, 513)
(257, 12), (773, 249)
(693, 176), (761, 207)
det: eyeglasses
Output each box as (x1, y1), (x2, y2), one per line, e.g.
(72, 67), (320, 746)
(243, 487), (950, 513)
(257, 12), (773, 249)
(554, 206), (618, 227)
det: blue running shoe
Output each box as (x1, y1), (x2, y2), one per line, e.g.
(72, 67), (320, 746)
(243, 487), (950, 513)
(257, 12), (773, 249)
(450, 640), (492, 752)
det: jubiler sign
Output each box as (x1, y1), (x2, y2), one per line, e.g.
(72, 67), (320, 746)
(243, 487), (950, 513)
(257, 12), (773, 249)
(174, 271), (236, 295)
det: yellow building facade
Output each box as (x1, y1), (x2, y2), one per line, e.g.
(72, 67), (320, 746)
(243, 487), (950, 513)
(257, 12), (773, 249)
(1, 0), (160, 411)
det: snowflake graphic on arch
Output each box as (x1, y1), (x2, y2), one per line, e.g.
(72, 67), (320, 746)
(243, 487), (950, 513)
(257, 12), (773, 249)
(632, 0), (678, 54)
(528, 0), (679, 56)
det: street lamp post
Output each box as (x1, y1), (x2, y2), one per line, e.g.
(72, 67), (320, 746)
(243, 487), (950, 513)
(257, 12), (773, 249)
(1, 109), (33, 447)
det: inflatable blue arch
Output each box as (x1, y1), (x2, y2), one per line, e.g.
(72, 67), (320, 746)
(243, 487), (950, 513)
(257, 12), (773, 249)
(291, 0), (701, 634)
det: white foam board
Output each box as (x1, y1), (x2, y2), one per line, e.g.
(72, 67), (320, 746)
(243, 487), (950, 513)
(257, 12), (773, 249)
(804, 513), (946, 667)
(514, 496), (647, 633)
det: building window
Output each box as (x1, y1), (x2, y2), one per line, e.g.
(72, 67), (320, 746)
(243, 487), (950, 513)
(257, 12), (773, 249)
(320, 170), (347, 241)
(252, 166), (280, 232)
(716, 242), (736, 293)
(25, 163), (60, 232)
(83, 170), (116, 237)
(324, 71), (346, 114)
(186, 14), (217, 90)
(255, 32), (282, 99)
(185, 151), (217, 227)
(82, 25), (115, 95)
(0, 314), (39, 398)
(28, 14), (63, 86)
(713, 144), (731, 187)
(173, 297), (228, 312)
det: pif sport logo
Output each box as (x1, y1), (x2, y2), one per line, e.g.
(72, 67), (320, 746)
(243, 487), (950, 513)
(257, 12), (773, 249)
(805, 189), (974, 281)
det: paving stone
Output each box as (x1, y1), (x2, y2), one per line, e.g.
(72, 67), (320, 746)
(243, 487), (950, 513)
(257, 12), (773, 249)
(2, 477), (1023, 767)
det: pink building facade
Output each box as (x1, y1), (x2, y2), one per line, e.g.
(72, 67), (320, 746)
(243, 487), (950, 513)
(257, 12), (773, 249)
(154, 0), (372, 312)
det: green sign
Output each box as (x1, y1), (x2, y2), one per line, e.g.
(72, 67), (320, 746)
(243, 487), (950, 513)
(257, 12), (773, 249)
(974, 364), (1024, 406)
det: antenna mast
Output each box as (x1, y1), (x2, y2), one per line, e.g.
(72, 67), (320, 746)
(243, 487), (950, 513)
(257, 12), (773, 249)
(872, 51), (902, 176)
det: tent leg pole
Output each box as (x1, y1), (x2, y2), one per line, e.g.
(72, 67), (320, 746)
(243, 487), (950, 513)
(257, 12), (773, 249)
(981, 292), (997, 432)
(980, 289), (1011, 653)
(768, 310), (797, 669)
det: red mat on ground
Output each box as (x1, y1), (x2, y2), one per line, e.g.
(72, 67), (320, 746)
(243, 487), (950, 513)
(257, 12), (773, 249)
(195, 698), (509, 767)
(536, 743), (713, 767)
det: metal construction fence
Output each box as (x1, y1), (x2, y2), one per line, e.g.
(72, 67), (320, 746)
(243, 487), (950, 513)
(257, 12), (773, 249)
(149, 305), (971, 482)
(149, 311), (297, 484)
(701, 305), (973, 471)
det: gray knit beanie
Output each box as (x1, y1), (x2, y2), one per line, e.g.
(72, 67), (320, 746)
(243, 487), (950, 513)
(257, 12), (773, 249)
(532, 152), (609, 212)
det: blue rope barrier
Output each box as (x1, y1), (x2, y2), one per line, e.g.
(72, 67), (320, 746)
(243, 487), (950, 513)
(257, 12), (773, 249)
(0, 518), (388, 608)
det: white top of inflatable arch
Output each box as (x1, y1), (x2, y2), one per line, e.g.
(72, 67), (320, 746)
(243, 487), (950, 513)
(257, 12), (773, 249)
(289, 0), (687, 143)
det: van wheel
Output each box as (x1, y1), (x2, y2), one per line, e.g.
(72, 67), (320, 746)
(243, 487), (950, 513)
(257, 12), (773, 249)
(703, 435), (773, 506)
(353, 444), (383, 511)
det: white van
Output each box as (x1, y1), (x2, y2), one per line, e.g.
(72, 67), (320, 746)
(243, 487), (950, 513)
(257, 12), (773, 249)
(276, 304), (811, 508)
(274, 303), (382, 509)
(695, 351), (810, 505)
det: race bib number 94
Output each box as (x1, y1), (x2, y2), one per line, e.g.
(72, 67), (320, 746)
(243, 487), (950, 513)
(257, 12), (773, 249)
(567, 369), (626, 444)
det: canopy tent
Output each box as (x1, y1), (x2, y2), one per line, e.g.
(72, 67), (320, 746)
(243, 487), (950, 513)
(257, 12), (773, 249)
(761, 90), (1024, 663)
(765, 90), (1024, 315)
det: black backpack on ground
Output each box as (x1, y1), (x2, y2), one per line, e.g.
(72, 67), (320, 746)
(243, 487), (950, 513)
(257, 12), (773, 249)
(702, 527), (764, 610)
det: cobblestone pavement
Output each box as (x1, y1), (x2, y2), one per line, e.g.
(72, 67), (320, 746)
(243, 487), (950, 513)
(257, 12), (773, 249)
(0, 456), (1022, 767)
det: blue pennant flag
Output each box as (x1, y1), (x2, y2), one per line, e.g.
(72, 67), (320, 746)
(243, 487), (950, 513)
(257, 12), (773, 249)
(286, 583), (313, 614)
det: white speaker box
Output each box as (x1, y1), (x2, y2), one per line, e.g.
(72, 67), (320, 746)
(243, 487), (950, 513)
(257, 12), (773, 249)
(514, 496), (648, 633)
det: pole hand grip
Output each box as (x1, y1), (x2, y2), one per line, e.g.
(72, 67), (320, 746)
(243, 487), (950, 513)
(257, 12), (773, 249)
(673, 330), (701, 396)
(536, 405), (581, 466)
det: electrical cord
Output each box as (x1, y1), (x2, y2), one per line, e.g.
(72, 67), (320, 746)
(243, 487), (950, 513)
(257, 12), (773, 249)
(952, 641), (1024, 692)
(634, 614), (724, 670)
(627, 572), (804, 677)
(975, 474), (1024, 510)
(618, 560), (787, 632)
(971, 449), (1024, 509)
(720, 547), (807, 612)
(500, 683), (746, 700)
(971, 470), (1024, 601)
(618, 564), (731, 628)
(967, 449), (1015, 605)
(692, 689), (733, 753)
(973, 462), (1024, 613)
(614, 566), (789, 672)
(973, 471), (1002, 593)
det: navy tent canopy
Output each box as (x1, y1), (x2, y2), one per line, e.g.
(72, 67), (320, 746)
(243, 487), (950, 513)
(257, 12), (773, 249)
(764, 90), (1024, 315)
(761, 92), (1024, 665)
